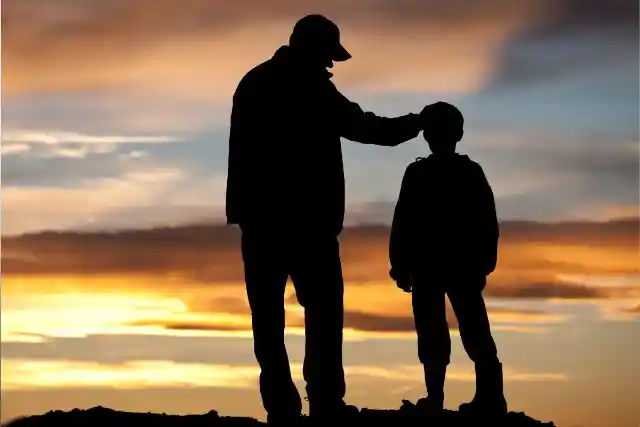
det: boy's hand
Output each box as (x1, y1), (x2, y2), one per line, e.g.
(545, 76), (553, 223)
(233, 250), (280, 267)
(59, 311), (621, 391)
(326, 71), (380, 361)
(485, 256), (497, 276)
(396, 276), (413, 293)
(478, 275), (487, 291)
(389, 268), (413, 292)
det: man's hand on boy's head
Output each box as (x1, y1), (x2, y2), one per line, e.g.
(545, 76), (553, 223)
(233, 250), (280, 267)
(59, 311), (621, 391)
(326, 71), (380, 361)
(418, 102), (440, 130)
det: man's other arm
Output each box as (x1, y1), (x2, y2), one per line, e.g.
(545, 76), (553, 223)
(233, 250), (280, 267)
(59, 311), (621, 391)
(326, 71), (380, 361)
(226, 76), (260, 225)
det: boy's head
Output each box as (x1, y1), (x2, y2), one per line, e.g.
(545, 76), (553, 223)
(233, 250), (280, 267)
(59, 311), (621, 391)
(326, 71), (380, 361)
(421, 102), (464, 154)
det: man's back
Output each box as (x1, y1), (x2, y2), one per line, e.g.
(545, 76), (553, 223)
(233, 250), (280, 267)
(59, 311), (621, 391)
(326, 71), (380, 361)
(227, 46), (421, 234)
(390, 153), (499, 278)
(226, 46), (348, 233)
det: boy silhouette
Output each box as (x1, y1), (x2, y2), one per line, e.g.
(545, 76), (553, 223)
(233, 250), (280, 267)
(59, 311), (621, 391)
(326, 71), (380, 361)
(389, 102), (507, 416)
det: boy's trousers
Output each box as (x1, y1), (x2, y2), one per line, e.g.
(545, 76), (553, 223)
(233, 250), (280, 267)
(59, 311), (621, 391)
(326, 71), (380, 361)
(411, 276), (500, 369)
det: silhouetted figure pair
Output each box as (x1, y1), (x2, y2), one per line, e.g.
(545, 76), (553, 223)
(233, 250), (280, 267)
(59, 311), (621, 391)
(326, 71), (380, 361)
(226, 15), (433, 425)
(389, 102), (507, 416)
(227, 13), (507, 425)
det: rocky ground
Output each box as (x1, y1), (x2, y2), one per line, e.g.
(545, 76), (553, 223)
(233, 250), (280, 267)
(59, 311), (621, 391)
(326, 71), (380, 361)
(2, 401), (556, 427)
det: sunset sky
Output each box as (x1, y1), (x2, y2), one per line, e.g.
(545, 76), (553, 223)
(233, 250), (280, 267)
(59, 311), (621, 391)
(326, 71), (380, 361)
(1, 1), (639, 427)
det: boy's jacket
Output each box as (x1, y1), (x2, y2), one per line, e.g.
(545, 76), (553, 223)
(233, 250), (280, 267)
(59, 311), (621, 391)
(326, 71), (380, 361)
(389, 153), (499, 282)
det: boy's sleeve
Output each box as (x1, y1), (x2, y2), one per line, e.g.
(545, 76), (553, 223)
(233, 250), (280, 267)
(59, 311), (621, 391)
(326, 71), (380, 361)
(474, 164), (499, 275)
(389, 162), (418, 282)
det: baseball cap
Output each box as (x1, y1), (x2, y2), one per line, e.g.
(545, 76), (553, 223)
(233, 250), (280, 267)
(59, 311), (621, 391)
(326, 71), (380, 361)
(290, 14), (352, 62)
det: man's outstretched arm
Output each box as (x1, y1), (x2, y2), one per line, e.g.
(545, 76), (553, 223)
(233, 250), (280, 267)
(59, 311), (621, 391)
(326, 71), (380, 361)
(330, 83), (423, 146)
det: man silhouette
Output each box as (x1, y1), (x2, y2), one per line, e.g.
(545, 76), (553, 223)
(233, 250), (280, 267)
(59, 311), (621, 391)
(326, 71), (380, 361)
(389, 102), (507, 417)
(226, 14), (431, 425)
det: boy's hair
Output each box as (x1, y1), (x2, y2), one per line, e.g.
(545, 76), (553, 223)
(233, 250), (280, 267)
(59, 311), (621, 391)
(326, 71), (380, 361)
(422, 102), (464, 146)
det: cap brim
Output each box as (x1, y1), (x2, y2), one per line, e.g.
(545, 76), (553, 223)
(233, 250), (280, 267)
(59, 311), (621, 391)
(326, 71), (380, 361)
(332, 43), (351, 62)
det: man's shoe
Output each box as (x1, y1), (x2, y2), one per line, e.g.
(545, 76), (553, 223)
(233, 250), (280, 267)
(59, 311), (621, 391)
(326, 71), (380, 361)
(267, 413), (301, 427)
(308, 399), (359, 420)
(415, 396), (444, 416)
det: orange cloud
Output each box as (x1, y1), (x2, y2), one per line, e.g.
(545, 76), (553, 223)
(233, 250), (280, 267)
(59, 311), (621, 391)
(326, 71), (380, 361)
(4, 220), (637, 290)
(3, 0), (549, 97)
(2, 218), (637, 339)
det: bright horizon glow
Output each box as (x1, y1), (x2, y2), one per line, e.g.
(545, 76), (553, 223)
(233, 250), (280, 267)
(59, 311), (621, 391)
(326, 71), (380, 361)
(2, 359), (567, 391)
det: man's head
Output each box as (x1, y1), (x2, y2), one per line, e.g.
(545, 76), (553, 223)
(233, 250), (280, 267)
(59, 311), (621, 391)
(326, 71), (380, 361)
(421, 102), (464, 154)
(289, 14), (351, 70)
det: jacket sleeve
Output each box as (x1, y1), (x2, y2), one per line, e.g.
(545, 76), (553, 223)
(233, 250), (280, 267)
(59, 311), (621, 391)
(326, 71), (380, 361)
(329, 83), (421, 146)
(474, 164), (499, 274)
(389, 163), (418, 281)
(226, 77), (258, 225)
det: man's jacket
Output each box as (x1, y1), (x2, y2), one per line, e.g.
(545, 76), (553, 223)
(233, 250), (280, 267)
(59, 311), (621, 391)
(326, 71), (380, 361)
(226, 45), (420, 234)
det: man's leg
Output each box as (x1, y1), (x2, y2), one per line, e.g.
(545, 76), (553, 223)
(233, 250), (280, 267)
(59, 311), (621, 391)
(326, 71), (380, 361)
(241, 229), (302, 421)
(447, 281), (506, 415)
(412, 281), (450, 410)
(290, 233), (348, 416)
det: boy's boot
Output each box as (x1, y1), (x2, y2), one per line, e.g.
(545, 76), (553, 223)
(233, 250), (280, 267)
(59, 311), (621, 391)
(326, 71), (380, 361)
(416, 366), (446, 415)
(458, 362), (507, 417)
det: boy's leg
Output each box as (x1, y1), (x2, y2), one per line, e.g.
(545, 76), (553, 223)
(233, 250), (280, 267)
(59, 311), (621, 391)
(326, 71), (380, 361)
(447, 279), (506, 415)
(412, 282), (450, 408)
